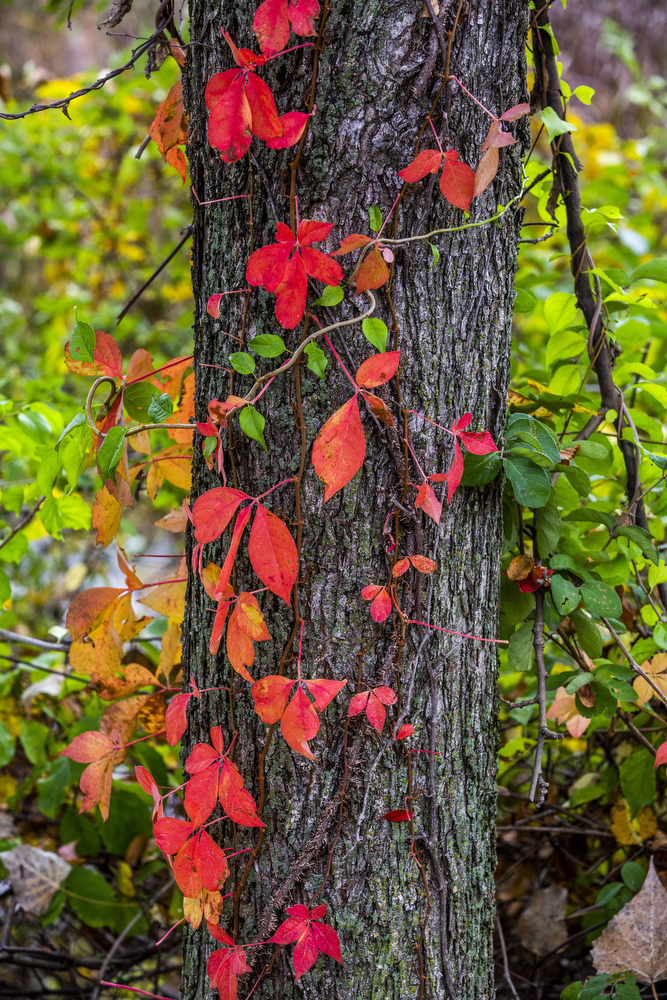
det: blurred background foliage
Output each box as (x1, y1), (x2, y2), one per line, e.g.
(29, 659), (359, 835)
(0, 2), (666, 999)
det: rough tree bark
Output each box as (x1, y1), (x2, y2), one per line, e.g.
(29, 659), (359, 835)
(181, 1), (528, 998)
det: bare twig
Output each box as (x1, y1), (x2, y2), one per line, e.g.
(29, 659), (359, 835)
(602, 618), (667, 712)
(116, 226), (193, 325)
(0, 629), (69, 652)
(495, 912), (520, 1000)
(0, 497), (44, 552)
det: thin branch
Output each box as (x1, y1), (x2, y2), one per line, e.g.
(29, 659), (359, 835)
(0, 27), (166, 121)
(495, 913), (520, 1000)
(0, 497), (44, 552)
(116, 226), (193, 325)
(0, 629), (69, 652)
(602, 618), (667, 711)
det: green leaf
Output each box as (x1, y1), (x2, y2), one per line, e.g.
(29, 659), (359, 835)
(0, 568), (10, 605)
(563, 508), (616, 530)
(39, 889), (66, 928)
(546, 330), (586, 368)
(551, 574), (581, 615)
(536, 504), (561, 556)
(616, 525), (658, 565)
(64, 865), (118, 929)
(146, 393), (174, 422)
(595, 882), (623, 907)
(40, 496), (64, 540)
(57, 494), (92, 532)
(459, 451), (501, 487)
(239, 405), (267, 451)
(579, 976), (611, 1000)
(614, 976), (641, 1000)
(0, 532), (28, 565)
(361, 318), (388, 353)
(248, 334), (287, 358)
(541, 106), (577, 142)
(507, 620), (534, 671)
(503, 455), (552, 508)
(580, 581), (622, 617)
(500, 575), (535, 625)
(230, 352), (256, 375)
(560, 982), (583, 1000)
(305, 342), (328, 379)
(37, 757), (71, 819)
(123, 382), (159, 422)
(368, 206), (382, 232)
(620, 749), (656, 819)
(620, 861), (645, 893)
(56, 412), (87, 447)
(312, 285), (344, 307)
(427, 242), (440, 270)
(97, 426), (126, 485)
(514, 288), (536, 314)
(99, 788), (152, 857)
(0, 721), (15, 768)
(69, 318), (96, 365)
(573, 85), (595, 105)
(629, 259), (667, 284)
(543, 292), (579, 333)
(60, 806), (100, 858)
(569, 609), (603, 658)
(20, 719), (49, 765)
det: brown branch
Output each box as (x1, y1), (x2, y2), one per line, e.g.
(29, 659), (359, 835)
(0, 497), (44, 552)
(116, 226), (193, 326)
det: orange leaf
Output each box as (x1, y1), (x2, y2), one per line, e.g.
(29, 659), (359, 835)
(312, 396), (365, 501)
(149, 80), (184, 156)
(247, 504), (298, 604)
(218, 757), (265, 827)
(154, 502), (189, 533)
(398, 148), (441, 183)
(117, 545), (142, 591)
(331, 234), (373, 255)
(393, 558), (410, 577)
(303, 678), (346, 711)
(215, 506), (252, 598)
(66, 587), (125, 642)
(356, 247), (390, 294)
(91, 486), (123, 546)
(409, 554), (436, 574)
(235, 593), (270, 641)
(473, 145), (499, 197)
(362, 391), (395, 427)
(167, 372), (195, 443)
(439, 149), (475, 211)
(226, 605), (257, 683)
(152, 444), (192, 491)
(251, 675), (295, 724)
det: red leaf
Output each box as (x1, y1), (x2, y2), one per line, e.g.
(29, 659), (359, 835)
(500, 102), (530, 121)
(414, 482), (442, 524)
(398, 148), (441, 183)
(274, 251), (308, 329)
(281, 685), (320, 758)
(444, 440), (464, 504)
(655, 740), (667, 768)
(235, 593), (270, 641)
(248, 504), (298, 603)
(246, 243), (293, 291)
(300, 245), (344, 286)
(355, 350), (400, 388)
(207, 294), (224, 318)
(383, 809), (413, 822)
(293, 924), (319, 980)
(208, 72), (252, 163)
(270, 912), (307, 944)
(312, 395), (365, 501)
(360, 584), (382, 600)
(265, 110), (310, 149)
(185, 742), (220, 775)
(209, 595), (235, 656)
(93, 331), (124, 379)
(165, 691), (194, 745)
(215, 505), (253, 598)
(276, 222), (296, 242)
(245, 73), (283, 141)
(303, 678), (347, 711)
(154, 816), (194, 854)
(409, 554), (437, 574)
(208, 945), (251, 1000)
(205, 69), (239, 111)
(251, 675), (295, 723)
(184, 767), (219, 828)
(222, 31), (266, 70)
(195, 830), (230, 891)
(311, 920), (342, 963)
(174, 837), (202, 897)
(473, 145), (499, 196)
(365, 692), (387, 733)
(192, 488), (250, 545)
(349, 686), (396, 733)
(218, 757), (265, 827)
(253, 0), (290, 55)
(297, 219), (333, 245)
(356, 247), (390, 294)
(370, 587), (392, 622)
(439, 149), (475, 211)
(311, 903), (327, 920)
(373, 686), (398, 705)
(395, 723), (414, 740)
(348, 691), (370, 717)
(331, 233), (373, 255)
(457, 429), (498, 455)
(288, 0), (320, 36)
(207, 921), (235, 946)
(392, 558), (411, 577)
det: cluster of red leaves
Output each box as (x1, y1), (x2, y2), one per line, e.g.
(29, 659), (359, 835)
(251, 672), (346, 759)
(206, 31), (311, 163)
(270, 903), (342, 980)
(361, 553), (436, 624)
(246, 220), (343, 328)
(348, 686), (397, 733)
(398, 102), (530, 208)
(412, 413), (499, 527)
(253, 0), (319, 55)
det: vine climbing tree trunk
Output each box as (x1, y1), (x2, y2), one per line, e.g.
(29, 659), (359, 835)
(181, 1), (528, 998)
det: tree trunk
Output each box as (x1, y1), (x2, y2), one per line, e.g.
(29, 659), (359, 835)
(181, 2), (528, 998)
